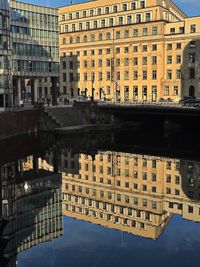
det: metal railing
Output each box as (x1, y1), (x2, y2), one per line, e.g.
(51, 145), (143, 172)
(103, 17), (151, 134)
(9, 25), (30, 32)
(97, 100), (200, 109)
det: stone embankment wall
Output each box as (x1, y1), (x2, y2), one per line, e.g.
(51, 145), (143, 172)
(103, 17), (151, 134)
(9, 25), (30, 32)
(0, 109), (40, 140)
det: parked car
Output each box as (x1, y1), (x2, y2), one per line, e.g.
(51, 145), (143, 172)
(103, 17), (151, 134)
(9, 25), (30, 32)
(180, 97), (200, 105)
(179, 96), (195, 104)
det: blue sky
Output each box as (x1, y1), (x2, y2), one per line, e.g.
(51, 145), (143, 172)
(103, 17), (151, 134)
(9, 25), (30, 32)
(19, 0), (200, 16)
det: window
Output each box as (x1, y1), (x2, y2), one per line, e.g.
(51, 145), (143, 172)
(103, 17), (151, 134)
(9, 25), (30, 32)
(152, 174), (156, 182)
(106, 32), (111, 40)
(143, 45), (147, 52)
(93, 20), (97, 29)
(166, 174), (171, 183)
(167, 70), (172, 79)
(119, 17), (123, 25)
(152, 186), (156, 193)
(146, 12), (151, 22)
(98, 33), (103, 41)
(101, 19), (106, 28)
(90, 9), (94, 16)
(116, 47), (120, 54)
(84, 35), (87, 43)
(116, 31), (120, 39)
(143, 71), (147, 80)
(91, 34), (95, 42)
(188, 205), (193, 213)
(176, 55), (181, 64)
(133, 57), (138, 65)
(133, 71), (138, 80)
(141, 1), (146, 8)
(98, 49), (102, 55)
(152, 44), (157, 51)
(190, 41), (196, 48)
(133, 46), (138, 52)
(152, 26), (158, 35)
(131, 3), (136, 10)
(127, 15), (132, 24)
(191, 24), (196, 33)
(109, 18), (114, 27)
(124, 30), (129, 38)
(86, 21), (90, 30)
(106, 72), (110, 81)
(176, 69), (181, 79)
(152, 56), (157, 65)
(152, 70), (157, 80)
(83, 11), (86, 18)
(189, 53), (195, 63)
(167, 43), (172, 50)
(179, 26), (184, 34)
(136, 14), (142, 23)
(170, 27), (175, 34)
(143, 28), (148, 36)
(167, 56), (172, 64)
(189, 68), (195, 79)
(134, 29), (138, 37)
(113, 5), (118, 13)
(97, 8), (101, 15)
(98, 59), (102, 67)
(105, 6), (110, 14)
(124, 71), (129, 80)
(124, 58), (129, 66)
(124, 46), (129, 53)
(173, 86), (179, 95)
(176, 43), (182, 49)
(164, 86), (169, 96)
(143, 57), (147, 65)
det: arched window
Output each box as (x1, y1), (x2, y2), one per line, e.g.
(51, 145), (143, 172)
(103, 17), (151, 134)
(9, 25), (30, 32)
(106, 32), (111, 40)
(91, 34), (95, 42)
(83, 35), (88, 43)
(189, 85), (195, 97)
(69, 37), (73, 44)
(98, 33), (103, 41)
(63, 38), (66, 44)
(76, 36), (80, 43)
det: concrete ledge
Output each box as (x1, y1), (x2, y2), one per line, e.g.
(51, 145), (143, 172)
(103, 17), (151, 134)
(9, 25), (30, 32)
(55, 124), (116, 135)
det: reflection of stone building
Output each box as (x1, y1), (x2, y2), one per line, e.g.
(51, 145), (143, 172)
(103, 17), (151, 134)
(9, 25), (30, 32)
(59, 0), (200, 101)
(0, 157), (63, 267)
(45, 150), (200, 239)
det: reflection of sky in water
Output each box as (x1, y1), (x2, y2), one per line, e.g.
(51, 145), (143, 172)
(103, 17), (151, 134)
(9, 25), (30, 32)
(18, 215), (200, 267)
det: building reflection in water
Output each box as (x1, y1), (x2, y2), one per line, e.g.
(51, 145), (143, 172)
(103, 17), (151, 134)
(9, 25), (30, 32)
(42, 150), (200, 240)
(0, 156), (63, 267)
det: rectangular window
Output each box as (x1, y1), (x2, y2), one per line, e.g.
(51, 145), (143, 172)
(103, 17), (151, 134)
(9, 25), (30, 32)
(191, 24), (196, 33)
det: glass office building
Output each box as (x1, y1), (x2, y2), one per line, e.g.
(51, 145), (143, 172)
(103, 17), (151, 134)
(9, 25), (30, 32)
(0, 0), (60, 111)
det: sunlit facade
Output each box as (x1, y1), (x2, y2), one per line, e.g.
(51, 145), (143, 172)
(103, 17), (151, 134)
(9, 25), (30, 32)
(59, 0), (200, 102)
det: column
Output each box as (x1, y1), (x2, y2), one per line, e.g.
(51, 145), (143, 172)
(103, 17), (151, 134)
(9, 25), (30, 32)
(34, 79), (38, 103)
(17, 78), (21, 106)
(52, 77), (58, 106)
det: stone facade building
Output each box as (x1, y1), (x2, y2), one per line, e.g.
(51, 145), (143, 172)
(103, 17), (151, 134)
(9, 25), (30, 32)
(59, 0), (200, 102)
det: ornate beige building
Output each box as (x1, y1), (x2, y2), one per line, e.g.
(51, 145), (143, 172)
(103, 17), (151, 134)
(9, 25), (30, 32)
(59, 0), (200, 102)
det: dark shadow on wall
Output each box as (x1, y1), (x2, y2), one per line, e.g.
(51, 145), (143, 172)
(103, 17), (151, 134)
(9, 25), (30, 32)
(181, 39), (200, 98)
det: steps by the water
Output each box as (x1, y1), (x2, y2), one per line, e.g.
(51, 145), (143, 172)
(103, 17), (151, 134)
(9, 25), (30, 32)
(44, 107), (85, 128)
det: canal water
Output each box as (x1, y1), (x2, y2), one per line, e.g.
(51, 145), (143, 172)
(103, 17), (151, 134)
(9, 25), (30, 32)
(1, 129), (200, 267)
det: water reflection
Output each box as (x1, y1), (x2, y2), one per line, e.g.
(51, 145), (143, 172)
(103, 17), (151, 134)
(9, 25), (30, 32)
(1, 132), (200, 266)
(42, 150), (200, 240)
(0, 156), (63, 267)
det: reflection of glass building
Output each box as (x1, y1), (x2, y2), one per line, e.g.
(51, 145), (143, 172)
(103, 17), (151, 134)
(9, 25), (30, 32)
(0, 0), (59, 111)
(0, 158), (63, 267)
(41, 150), (200, 240)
